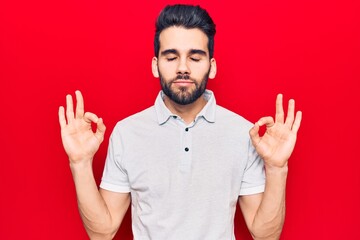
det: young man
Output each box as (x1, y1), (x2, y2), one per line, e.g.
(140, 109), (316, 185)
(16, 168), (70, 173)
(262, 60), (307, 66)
(59, 4), (302, 240)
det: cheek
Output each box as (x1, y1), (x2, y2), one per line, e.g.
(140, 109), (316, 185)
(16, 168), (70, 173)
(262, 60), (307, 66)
(189, 63), (211, 76)
(158, 62), (176, 76)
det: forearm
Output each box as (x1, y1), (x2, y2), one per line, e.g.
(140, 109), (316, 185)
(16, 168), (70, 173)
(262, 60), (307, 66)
(251, 165), (288, 240)
(70, 160), (115, 240)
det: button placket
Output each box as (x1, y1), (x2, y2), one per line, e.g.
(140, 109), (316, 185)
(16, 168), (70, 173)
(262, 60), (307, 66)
(180, 124), (192, 172)
(184, 125), (191, 152)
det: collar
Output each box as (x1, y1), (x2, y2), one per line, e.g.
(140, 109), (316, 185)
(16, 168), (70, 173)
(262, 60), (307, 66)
(154, 90), (216, 125)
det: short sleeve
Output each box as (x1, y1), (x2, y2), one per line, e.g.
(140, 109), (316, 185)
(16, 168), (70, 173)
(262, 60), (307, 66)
(239, 139), (265, 196)
(100, 125), (131, 193)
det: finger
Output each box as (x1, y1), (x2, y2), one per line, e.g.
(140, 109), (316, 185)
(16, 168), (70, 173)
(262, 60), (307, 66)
(66, 94), (75, 123)
(291, 111), (302, 133)
(249, 122), (261, 146)
(75, 90), (84, 119)
(275, 93), (284, 123)
(285, 99), (295, 128)
(257, 116), (275, 128)
(58, 106), (66, 128)
(95, 118), (106, 142)
(84, 112), (99, 124)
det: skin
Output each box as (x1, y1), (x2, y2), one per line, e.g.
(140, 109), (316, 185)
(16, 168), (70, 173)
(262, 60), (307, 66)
(59, 91), (130, 240)
(59, 26), (302, 240)
(240, 94), (302, 239)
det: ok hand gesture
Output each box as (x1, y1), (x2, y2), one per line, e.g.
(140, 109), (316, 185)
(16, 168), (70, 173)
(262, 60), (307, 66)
(249, 94), (302, 168)
(58, 91), (106, 164)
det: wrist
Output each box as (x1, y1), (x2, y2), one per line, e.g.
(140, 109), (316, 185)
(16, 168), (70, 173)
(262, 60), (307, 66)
(265, 163), (289, 175)
(70, 158), (93, 172)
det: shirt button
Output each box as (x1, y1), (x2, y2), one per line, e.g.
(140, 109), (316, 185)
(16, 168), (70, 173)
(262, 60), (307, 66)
(185, 128), (189, 132)
(185, 147), (189, 152)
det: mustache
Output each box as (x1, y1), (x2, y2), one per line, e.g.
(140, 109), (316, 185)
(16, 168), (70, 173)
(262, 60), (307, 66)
(176, 74), (190, 80)
(170, 74), (196, 84)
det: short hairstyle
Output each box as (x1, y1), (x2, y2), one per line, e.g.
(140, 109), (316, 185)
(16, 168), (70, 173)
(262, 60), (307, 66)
(154, 4), (216, 59)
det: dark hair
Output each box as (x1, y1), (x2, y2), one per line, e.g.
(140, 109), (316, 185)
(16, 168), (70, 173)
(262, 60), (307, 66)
(154, 4), (216, 58)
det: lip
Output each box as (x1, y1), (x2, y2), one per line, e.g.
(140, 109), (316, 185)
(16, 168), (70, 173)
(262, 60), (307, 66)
(173, 80), (195, 87)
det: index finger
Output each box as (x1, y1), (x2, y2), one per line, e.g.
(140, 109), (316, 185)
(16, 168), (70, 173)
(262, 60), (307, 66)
(75, 90), (84, 119)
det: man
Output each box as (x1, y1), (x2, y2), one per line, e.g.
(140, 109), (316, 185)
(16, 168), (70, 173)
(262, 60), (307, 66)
(59, 4), (302, 240)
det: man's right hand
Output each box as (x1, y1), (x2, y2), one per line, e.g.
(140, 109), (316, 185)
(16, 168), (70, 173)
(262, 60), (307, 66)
(58, 90), (106, 164)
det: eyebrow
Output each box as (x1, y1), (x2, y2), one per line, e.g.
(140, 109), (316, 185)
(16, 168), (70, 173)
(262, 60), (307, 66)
(189, 49), (207, 56)
(160, 49), (178, 56)
(160, 49), (207, 56)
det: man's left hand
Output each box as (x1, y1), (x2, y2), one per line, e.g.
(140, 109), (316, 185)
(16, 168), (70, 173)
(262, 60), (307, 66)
(249, 94), (302, 168)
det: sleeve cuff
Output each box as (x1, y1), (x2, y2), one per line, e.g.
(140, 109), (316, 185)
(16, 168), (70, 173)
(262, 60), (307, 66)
(100, 181), (131, 193)
(239, 184), (265, 196)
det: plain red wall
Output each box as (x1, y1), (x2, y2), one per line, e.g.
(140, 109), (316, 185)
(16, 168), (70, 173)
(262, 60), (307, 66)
(1, 0), (359, 239)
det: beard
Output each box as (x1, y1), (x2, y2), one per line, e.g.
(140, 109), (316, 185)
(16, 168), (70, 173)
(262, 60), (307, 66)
(159, 70), (210, 105)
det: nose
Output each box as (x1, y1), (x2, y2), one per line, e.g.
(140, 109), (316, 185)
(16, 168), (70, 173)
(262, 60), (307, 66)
(176, 57), (191, 75)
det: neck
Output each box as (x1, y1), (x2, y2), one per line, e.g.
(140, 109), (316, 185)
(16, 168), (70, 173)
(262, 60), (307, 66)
(164, 94), (207, 124)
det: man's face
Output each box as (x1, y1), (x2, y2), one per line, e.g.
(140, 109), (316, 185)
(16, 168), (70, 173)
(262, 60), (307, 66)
(152, 26), (216, 105)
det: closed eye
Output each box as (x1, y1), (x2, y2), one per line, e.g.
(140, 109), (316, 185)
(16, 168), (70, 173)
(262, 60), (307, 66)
(190, 57), (200, 62)
(167, 57), (177, 61)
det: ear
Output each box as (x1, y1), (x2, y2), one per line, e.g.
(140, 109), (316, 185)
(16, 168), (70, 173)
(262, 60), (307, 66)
(152, 57), (159, 78)
(209, 58), (217, 79)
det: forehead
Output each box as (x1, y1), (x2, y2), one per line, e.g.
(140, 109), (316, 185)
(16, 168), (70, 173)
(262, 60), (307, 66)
(159, 26), (209, 54)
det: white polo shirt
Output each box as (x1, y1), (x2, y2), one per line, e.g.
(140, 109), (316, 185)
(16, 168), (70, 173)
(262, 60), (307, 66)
(100, 90), (265, 240)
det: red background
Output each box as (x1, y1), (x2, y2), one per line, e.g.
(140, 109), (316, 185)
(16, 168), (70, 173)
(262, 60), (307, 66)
(1, 0), (359, 239)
